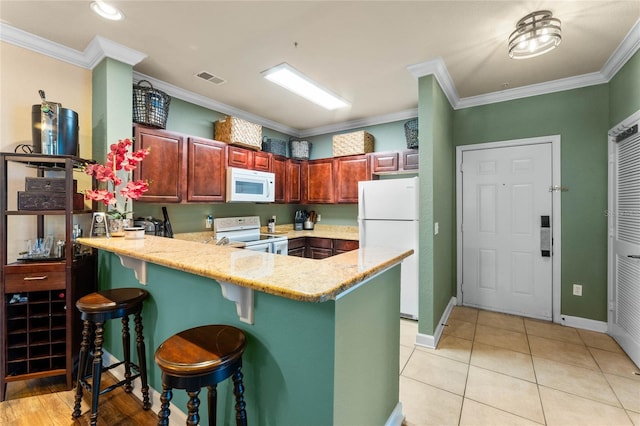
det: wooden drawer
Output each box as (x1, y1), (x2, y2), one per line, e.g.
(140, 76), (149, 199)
(287, 237), (306, 250)
(306, 237), (332, 249)
(334, 239), (359, 252)
(4, 268), (66, 293)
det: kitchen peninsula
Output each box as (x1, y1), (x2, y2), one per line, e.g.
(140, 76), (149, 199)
(77, 235), (411, 425)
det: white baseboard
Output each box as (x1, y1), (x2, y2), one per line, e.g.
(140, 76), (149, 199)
(102, 350), (187, 426)
(559, 315), (608, 333)
(385, 401), (405, 426)
(415, 297), (457, 349)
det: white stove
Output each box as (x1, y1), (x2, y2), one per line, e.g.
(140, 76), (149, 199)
(214, 216), (288, 255)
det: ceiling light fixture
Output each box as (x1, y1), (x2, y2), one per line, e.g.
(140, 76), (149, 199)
(508, 10), (561, 59)
(261, 63), (350, 110)
(90, 0), (124, 21)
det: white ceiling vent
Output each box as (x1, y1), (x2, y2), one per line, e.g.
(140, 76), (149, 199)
(195, 71), (226, 85)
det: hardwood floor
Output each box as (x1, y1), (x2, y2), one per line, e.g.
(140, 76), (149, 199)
(1, 373), (159, 425)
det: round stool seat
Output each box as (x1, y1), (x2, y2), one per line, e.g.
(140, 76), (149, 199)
(76, 288), (149, 316)
(155, 325), (248, 425)
(155, 325), (246, 376)
(72, 288), (151, 425)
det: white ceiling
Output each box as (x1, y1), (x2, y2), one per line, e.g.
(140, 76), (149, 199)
(1, 1), (639, 135)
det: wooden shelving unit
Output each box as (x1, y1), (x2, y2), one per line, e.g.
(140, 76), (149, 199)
(0, 153), (97, 401)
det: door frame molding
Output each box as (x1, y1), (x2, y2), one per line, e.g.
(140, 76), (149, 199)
(456, 135), (562, 322)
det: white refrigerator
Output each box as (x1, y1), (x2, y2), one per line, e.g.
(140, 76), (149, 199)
(358, 177), (419, 319)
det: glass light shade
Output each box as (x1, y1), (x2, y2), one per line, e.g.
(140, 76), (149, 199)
(508, 10), (561, 59)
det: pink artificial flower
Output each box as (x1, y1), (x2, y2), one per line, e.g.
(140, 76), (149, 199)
(84, 138), (150, 214)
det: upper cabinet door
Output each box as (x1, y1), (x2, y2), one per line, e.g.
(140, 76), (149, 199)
(226, 146), (253, 169)
(187, 137), (226, 202)
(305, 158), (335, 204)
(134, 125), (185, 203)
(253, 151), (272, 171)
(334, 155), (370, 203)
(286, 159), (302, 203)
(402, 149), (419, 170)
(272, 155), (286, 203)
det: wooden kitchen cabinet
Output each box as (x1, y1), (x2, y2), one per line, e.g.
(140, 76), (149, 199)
(334, 154), (370, 203)
(226, 146), (253, 169)
(253, 151), (271, 171)
(293, 237), (359, 258)
(286, 159), (302, 203)
(334, 239), (359, 254)
(306, 237), (333, 259)
(402, 149), (419, 170)
(304, 158), (335, 204)
(187, 137), (226, 202)
(0, 153), (97, 401)
(370, 151), (399, 173)
(287, 237), (306, 257)
(134, 124), (186, 203)
(272, 155), (287, 203)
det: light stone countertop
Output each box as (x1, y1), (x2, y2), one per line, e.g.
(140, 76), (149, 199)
(173, 224), (359, 244)
(76, 234), (410, 302)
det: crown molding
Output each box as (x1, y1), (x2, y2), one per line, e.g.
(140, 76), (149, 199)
(457, 71), (607, 109)
(133, 72), (299, 137)
(601, 18), (640, 80)
(0, 23), (146, 69)
(3, 17), (639, 136)
(406, 18), (640, 110)
(0, 23), (87, 66)
(84, 35), (147, 69)
(407, 57), (460, 108)
(298, 108), (418, 138)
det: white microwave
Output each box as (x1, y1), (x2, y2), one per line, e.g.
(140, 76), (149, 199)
(226, 167), (275, 203)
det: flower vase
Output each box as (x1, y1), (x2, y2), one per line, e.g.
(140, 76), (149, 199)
(108, 218), (131, 237)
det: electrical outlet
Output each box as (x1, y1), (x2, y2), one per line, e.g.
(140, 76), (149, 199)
(434, 222), (439, 235)
(205, 215), (213, 229)
(317, 214), (321, 222)
(572, 284), (582, 296)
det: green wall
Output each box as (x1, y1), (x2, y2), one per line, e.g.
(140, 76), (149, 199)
(416, 76), (455, 335)
(99, 252), (401, 425)
(453, 85), (610, 321)
(609, 49), (640, 126)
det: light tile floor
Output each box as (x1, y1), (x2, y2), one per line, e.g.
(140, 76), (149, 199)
(400, 306), (640, 426)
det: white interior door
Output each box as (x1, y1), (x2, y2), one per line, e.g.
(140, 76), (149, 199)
(609, 122), (640, 368)
(461, 143), (553, 319)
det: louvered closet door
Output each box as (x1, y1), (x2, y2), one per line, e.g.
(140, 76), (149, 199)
(610, 126), (640, 369)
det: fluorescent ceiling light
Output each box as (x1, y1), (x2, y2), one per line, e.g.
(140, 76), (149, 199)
(261, 63), (349, 110)
(90, 1), (124, 21)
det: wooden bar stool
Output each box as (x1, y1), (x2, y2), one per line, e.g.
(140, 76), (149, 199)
(72, 288), (151, 425)
(155, 324), (247, 426)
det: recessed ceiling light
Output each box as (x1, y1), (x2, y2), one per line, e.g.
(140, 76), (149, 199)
(90, 1), (124, 21)
(261, 63), (350, 110)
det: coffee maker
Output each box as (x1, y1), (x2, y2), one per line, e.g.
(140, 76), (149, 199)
(31, 90), (79, 156)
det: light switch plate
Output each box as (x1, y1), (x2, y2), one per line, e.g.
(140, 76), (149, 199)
(434, 222), (439, 235)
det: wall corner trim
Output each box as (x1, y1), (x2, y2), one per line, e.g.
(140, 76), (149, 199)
(415, 297), (457, 349)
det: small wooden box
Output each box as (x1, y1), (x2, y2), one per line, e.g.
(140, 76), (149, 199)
(215, 116), (262, 150)
(25, 177), (77, 193)
(18, 191), (86, 210)
(18, 191), (66, 210)
(332, 131), (374, 157)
